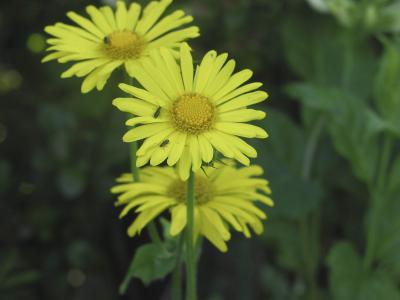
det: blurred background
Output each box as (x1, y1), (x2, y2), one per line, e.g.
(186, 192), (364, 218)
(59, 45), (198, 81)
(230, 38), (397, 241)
(1, 0), (400, 299)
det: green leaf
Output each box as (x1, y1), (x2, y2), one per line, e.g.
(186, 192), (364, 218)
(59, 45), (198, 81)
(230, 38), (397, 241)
(374, 39), (400, 136)
(374, 177), (400, 278)
(378, 2), (400, 33)
(282, 15), (377, 98)
(264, 221), (304, 271)
(287, 83), (381, 184)
(307, 0), (330, 13)
(260, 264), (292, 299)
(119, 243), (176, 293)
(327, 241), (364, 300)
(358, 272), (400, 300)
(388, 154), (400, 194)
(286, 83), (349, 112)
(253, 110), (323, 219)
(327, 241), (400, 300)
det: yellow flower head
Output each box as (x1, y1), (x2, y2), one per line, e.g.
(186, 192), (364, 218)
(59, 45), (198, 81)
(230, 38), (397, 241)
(42, 0), (199, 93)
(111, 162), (273, 252)
(113, 44), (269, 180)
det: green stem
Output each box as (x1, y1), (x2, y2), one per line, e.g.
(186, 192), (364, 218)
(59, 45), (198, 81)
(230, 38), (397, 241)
(300, 219), (318, 300)
(376, 135), (393, 193)
(364, 134), (393, 269)
(171, 235), (184, 300)
(186, 171), (197, 300)
(302, 116), (325, 180)
(300, 116), (325, 300)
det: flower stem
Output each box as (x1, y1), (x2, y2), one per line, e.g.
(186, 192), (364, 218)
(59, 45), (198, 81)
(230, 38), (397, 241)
(186, 171), (197, 300)
(171, 234), (184, 300)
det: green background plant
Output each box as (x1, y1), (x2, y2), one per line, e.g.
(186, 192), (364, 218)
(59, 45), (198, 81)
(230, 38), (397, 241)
(0, 0), (399, 299)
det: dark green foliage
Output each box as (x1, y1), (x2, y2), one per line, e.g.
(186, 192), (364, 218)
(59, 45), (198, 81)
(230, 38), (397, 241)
(119, 242), (176, 290)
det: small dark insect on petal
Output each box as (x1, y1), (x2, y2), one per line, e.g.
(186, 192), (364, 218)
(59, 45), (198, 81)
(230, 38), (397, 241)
(153, 107), (161, 118)
(160, 139), (169, 147)
(103, 36), (110, 44)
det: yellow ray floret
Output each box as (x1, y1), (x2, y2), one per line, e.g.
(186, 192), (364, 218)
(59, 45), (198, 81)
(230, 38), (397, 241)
(111, 162), (273, 252)
(113, 44), (269, 180)
(42, 0), (199, 93)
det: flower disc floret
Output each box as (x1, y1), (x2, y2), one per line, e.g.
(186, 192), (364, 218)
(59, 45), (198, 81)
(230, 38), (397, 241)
(103, 31), (146, 60)
(171, 93), (215, 134)
(168, 176), (214, 204)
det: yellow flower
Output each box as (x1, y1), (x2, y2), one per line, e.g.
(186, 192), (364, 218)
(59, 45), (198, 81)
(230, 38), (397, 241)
(111, 162), (273, 252)
(113, 44), (269, 180)
(42, 0), (199, 93)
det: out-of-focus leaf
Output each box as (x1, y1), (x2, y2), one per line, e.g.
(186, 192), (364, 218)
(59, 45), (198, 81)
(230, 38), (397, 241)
(307, 0), (330, 12)
(256, 108), (304, 171)
(287, 83), (381, 184)
(282, 15), (377, 98)
(260, 265), (291, 299)
(378, 2), (400, 33)
(374, 184), (400, 279)
(388, 155), (400, 194)
(286, 83), (347, 112)
(119, 243), (176, 293)
(374, 39), (400, 136)
(358, 272), (400, 300)
(327, 241), (400, 299)
(327, 241), (363, 300)
(253, 110), (323, 219)
(327, 0), (358, 27)
(264, 221), (303, 271)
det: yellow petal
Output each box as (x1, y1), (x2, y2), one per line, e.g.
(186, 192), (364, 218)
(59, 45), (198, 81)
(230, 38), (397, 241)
(115, 1), (128, 30)
(112, 97), (155, 116)
(86, 5), (112, 34)
(123, 123), (170, 142)
(212, 69), (253, 101)
(66, 11), (104, 38)
(170, 204), (187, 236)
(127, 3), (141, 30)
(194, 50), (217, 93)
(215, 122), (268, 138)
(199, 208), (228, 252)
(217, 91), (268, 113)
(167, 132), (187, 166)
(180, 43), (193, 92)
